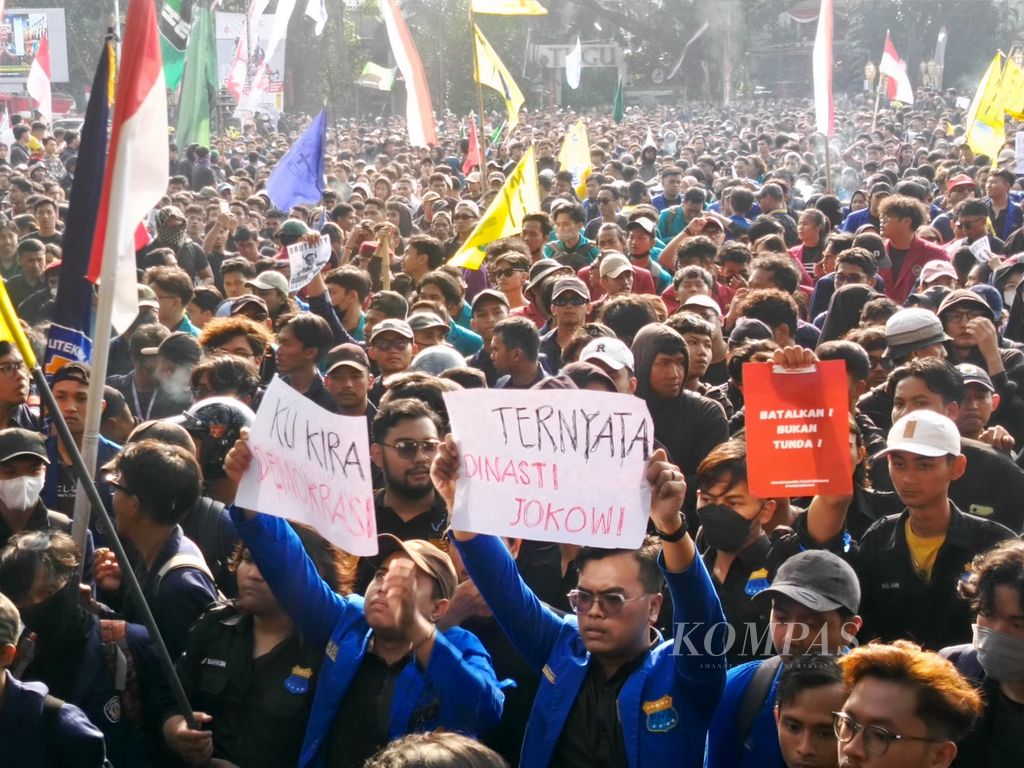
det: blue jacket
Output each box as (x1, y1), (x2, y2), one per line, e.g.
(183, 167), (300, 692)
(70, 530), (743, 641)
(704, 658), (783, 768)
(455, 534), (727, 768)
(986, 197), (1024, 240)
(60, 619), (162, 768)
(43, 435), (121, 546)
(231, 509), (504, 768)
(840, 207), (875, 233)
(0, 671), (110, 767)
(449, 321), (484, 356)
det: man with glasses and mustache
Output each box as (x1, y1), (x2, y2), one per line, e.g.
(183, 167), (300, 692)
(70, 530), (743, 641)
(352, 399), (451, 593)
(539, 277), (590, 374)
(834, 641), (982, 768)
(432, 436), (727, 768)
(0, 341), (37, 430)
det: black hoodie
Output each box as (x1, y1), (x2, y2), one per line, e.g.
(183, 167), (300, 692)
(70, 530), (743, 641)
(632, 324), (729, 483)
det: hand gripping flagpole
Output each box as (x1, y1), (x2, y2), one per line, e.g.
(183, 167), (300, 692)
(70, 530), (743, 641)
(0, 291), (202, 733)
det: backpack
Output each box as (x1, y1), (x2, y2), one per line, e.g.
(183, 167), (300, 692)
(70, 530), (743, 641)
(98, 619), (143, 728)
(155, 552), (225, 601)
(735, 655), (783, 752)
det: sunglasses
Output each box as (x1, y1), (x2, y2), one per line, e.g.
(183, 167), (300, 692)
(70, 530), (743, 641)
(567, 588), (653, 616)
(552, 295), (588, 307)
(380, 438), (441, 460)
(372, 338), (412, 352)
(491, 268), (524, 279)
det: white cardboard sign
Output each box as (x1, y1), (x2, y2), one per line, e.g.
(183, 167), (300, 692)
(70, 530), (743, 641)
(236, 376), (377, 555)
(443, 389), (654, 548)
(287, 235), (332, 292)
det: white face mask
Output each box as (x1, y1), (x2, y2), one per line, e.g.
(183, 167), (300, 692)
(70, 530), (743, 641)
(0, 474), (44, 512)
(1004, 290), (1017, 311)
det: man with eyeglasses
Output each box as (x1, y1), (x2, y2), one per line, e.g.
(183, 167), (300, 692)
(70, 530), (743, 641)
(350, 399), (450, 594)
(487, 248), (530, 311)
(0, 341), (36, 430)
(433, 437), (726, 768)
(834, 641), (982, 768)
(540, 277), (590, 374)
(583, 185), (627, 241)
(367, 319), (415, 407)
(950, 199), (1006, 256)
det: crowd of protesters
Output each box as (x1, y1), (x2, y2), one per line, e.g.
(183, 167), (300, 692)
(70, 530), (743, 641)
(0, 86), (1022, 767)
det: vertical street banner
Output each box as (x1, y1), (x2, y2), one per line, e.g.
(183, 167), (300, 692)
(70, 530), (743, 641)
(159, 0), (195, 90)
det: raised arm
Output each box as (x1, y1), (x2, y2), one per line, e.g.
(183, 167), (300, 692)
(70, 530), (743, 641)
(432, 436), (568, 671)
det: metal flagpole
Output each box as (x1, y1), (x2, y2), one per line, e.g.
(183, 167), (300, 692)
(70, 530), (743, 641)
(470, 10), (487, 173)
(824, 134), (833, 194)
(0, 296), (201, 733)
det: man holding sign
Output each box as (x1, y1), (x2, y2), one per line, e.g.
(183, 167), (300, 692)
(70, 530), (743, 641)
(223, 429), (504, 768)
(432, 434), (726, 768)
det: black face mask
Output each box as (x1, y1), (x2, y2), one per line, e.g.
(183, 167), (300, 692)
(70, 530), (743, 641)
(19, 578), (79, 639)
(698, 504), (756, 552)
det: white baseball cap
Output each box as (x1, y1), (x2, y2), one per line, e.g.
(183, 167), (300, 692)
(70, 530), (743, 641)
(877, 410), (961, 459)
(680, 294), (722, 316)
(580, 336), (635, 372)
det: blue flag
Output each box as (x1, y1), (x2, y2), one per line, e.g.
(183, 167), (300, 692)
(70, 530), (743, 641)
(266, 109), (326, 211)
(46, 39), (113, 375)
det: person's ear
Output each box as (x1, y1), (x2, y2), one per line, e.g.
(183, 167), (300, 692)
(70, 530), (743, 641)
(430, 597), (449, 622)
(758, 499), (777, 526)
(370, 443), (383, 469)
(0, 642), (16, 668)
(647, 592), (664, 625)
(949, 453), (968, 481)
(628, 376), (638, 395)
(929, 741), (958, 768)
(854, 379), (868, 398)
(945, 401), (960, 420)
(992, 392), (1001, 410)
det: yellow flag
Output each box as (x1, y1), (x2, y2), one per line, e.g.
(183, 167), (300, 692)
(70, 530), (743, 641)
(997, 56), (1024, 120)
(557, 118), (591, 197)
(0, 279), (37, 368)
(471, 0), (547, 15)
(448, 147), (540, 270)
(965, 54), (1007, 163)
(473, 25), (525, 129)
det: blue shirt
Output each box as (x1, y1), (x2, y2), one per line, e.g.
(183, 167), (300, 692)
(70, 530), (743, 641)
(704, 659), (784, 768)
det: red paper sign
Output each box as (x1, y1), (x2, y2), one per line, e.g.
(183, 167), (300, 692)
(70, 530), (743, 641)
(742, 359), (853, 497)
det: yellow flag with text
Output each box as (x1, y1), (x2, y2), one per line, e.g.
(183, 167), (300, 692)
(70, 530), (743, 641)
(448, 147), (540, 270)
(474, 25), (525, 129)
(558, 118), (591, 197)
(471, 0), (547, 15)
(965, 54), (1006, 162)
(997, 56), (1024, 120)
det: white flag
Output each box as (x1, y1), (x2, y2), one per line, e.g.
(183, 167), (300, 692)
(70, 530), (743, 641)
(565, 37), (581, 90)
(304, 0), (327, 35)
(26, 35), (51, 124)
(0, 111), (15, 147)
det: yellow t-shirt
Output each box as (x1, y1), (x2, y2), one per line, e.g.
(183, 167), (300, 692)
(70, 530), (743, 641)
(905, 519), (945, 582)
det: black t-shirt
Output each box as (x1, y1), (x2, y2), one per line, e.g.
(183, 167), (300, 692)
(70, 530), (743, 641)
(551, 649), (650, 768)
(326, 652), (413, 768)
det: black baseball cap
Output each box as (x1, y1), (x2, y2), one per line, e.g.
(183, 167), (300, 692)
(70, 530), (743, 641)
(0, 428), (49, 465)
(755, 550), (861, 614)
(143, 332), (202, 367)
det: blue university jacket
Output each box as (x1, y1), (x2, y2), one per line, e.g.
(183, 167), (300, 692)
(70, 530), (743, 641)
(231, 509), (504, 768)
(455, 534), (728, 768)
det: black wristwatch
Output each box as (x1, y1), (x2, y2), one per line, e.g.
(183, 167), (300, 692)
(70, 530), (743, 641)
(655, 516), (687, 542)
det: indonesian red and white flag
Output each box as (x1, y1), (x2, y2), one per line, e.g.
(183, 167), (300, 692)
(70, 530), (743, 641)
(26, 35), (51, 124)
(811, 0), (834, 136)
(880, 31), (914, 104)
(379, 0), (436, 147)
(89, 0), (168, 333)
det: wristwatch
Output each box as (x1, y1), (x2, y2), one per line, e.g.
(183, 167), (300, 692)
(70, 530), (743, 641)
(655, 515), (687, 542)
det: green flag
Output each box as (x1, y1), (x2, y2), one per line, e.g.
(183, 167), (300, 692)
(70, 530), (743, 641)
(159, 0), (194, 90)
(613, 73), (624, 124)
(490, 120), (506, 144)
(176, 2), (217, 147)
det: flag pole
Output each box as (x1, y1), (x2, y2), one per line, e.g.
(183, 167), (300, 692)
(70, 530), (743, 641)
(870, 75), (882, 133)
(470, 10), (487, 173)
(823, 134), (833, 194)
(0, 295), (201, 732)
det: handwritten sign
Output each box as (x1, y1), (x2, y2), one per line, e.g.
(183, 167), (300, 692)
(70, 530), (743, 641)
(287, 235), (332, 292)
(443, 389), (654, 547)
(743, 360), (852, 497)
(236, 376), (377, 555)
